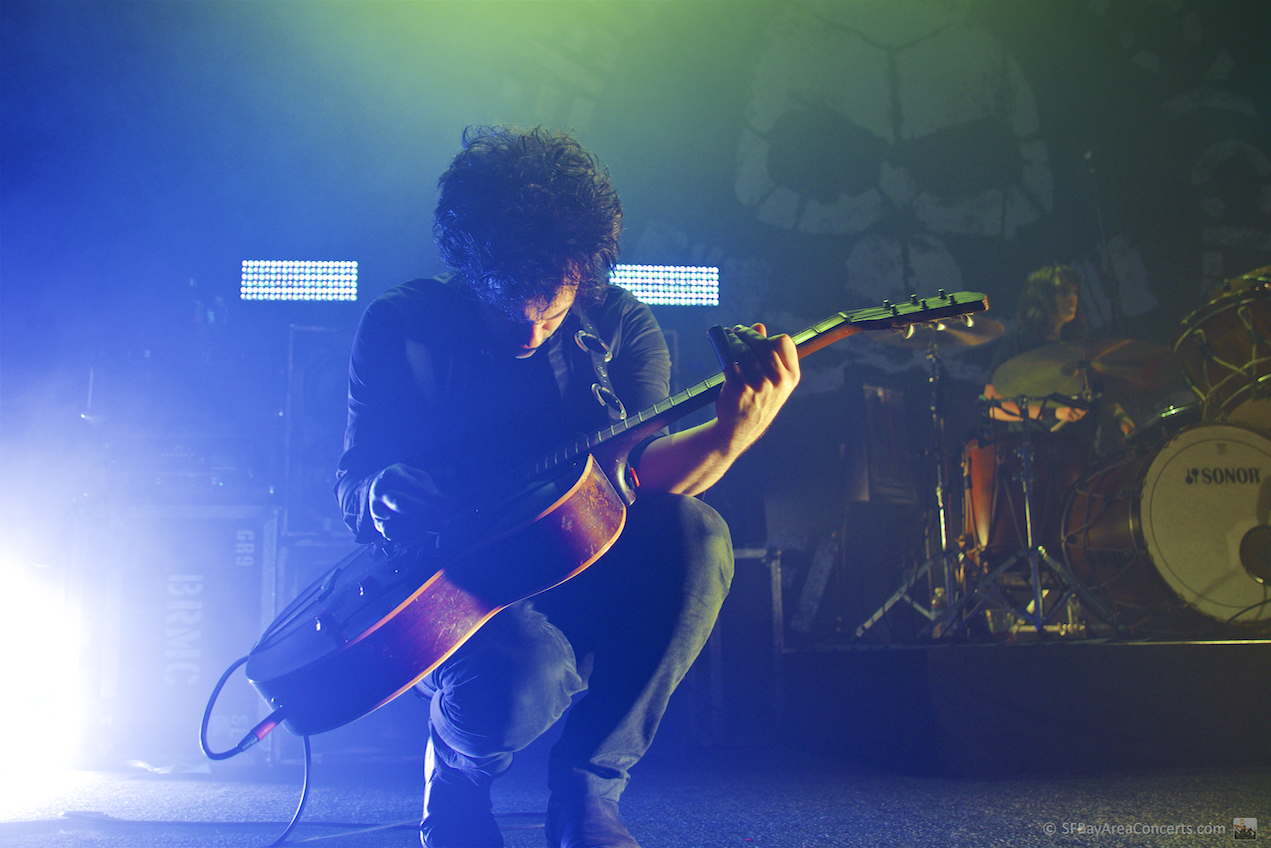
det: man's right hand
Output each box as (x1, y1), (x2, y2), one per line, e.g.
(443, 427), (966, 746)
(368, 463), (448, 541)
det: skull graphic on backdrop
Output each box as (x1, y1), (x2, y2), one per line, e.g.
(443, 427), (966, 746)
(735, 1), (1054, 314)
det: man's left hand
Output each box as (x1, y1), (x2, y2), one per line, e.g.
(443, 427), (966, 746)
(714, 323), (801, 451)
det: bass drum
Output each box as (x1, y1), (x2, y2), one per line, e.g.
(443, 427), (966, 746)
(1228, 395), (1271, 432)
(1123, 403), (1202, 448)
(1063, 422), (1271, 634)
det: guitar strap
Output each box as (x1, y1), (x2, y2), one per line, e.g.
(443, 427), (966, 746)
(546, 308), (627, 428)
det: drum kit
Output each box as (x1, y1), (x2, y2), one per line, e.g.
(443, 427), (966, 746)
(857, 266), (1271, 641)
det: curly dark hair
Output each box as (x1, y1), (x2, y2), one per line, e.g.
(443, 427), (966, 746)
(433, 125), (622, 317)
(1015, 264), (1087, 340)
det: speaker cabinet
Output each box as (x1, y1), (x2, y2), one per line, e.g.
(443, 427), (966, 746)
(844, 379), (917, 505)
(72, 504), (278, 766)
(282, 326), (355, 539)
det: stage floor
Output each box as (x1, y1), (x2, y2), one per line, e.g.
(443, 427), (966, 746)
(2, 638), (1266, 847)
(1, 748), (1265, 847)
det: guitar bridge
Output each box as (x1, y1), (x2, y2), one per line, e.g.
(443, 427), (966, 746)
(314, 610), (347, 646)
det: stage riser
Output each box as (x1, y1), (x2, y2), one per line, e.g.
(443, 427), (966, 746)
(781, 642), (1271, 776)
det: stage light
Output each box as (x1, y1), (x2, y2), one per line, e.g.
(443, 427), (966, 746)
(240, 260), (358, 301)
(0, 555), (87, 785)
(611, 264), (719, 306)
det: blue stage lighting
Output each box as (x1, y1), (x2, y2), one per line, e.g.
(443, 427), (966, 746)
(611, 264), (718, 306)
(240, 260), (358, 301)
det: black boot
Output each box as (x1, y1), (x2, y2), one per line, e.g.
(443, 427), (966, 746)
(420, 733), (504, 848)
(545, 794), (640, 848)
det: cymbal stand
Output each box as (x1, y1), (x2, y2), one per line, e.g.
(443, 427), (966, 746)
(853, 340), (954, 639)
(1009, 402), (1054, 631)
(925, 396), (1119, 637)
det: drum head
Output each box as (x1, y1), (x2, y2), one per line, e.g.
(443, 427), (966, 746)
(1228, 396), (1271, 431)
(1142, 423), (1271, 624)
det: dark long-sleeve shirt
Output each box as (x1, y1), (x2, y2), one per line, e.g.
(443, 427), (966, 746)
(335, 276), (671, 543)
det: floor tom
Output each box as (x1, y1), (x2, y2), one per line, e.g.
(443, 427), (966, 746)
(1173, 276), (1271, 416)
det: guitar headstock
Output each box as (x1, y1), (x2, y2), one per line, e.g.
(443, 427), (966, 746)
(790, 291), (991, 357)
(848, 290), (989, 332)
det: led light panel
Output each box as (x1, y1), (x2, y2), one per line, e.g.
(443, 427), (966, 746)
(240, 260), (358, 301)
(611, 264), (718, 306)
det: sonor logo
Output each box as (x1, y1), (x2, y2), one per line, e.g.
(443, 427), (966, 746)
(1184, 467), (1262, 484)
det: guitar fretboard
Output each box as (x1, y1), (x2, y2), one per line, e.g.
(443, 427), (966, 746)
(531, 372), (726, 476)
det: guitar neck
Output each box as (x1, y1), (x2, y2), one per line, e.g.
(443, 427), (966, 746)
(530, 291), (987, 476)
(529, 372), (724, 476)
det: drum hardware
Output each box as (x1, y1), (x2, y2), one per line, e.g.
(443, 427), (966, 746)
(852, 339), (953, 639)
(925, 394), (1123, 639)
(990, 337), (1183, 468)
(854, 314), (1004, 640)
(1211, 265), (1271, 295)
(945, 331), (1182, 638)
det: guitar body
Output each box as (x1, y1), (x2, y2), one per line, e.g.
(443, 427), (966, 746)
(246, 453), (626, 736)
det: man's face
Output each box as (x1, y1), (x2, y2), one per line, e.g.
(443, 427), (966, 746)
(480, 285), (577, 359)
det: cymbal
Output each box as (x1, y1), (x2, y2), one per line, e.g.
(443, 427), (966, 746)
(863, 314), (1005, 349)
(990, 338), (1184, 398)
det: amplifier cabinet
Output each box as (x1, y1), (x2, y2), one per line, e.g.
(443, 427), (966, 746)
(71, 504), (278, 766)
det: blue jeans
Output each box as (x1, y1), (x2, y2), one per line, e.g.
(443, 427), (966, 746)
(416, 494), (734, 802)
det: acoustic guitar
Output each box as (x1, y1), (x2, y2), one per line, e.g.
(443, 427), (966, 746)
(246, 291), (988, 736)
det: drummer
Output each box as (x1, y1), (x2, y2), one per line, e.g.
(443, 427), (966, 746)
(983, 265), (1092, 430)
